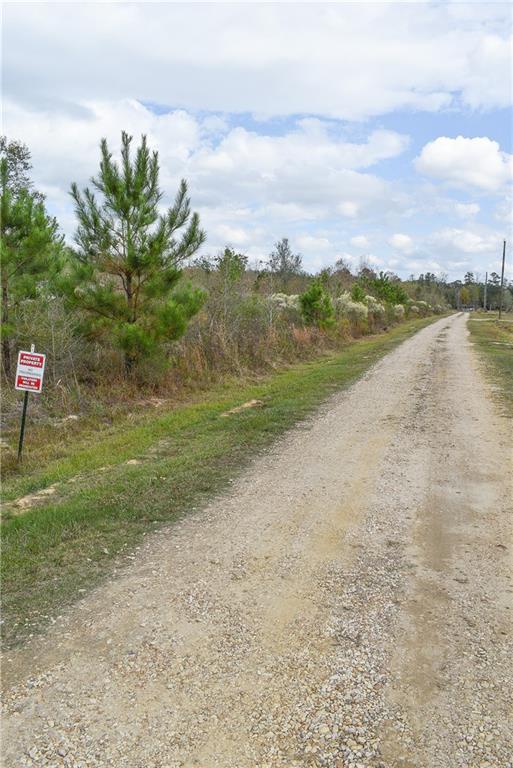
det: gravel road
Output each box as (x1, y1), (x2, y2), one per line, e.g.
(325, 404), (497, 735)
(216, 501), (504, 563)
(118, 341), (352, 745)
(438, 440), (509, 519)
(2, 313), (512, 768)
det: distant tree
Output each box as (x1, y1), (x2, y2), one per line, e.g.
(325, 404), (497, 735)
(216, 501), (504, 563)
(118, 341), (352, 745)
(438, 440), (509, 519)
(464, 271), (475, 284)
(65, 132), (206, 375)
(299, 279), (335, 329)
(460, 286), (471, 305)
(215, 247), (247, 285)
(358, 265), (377, 282)
(213, 247), (248, 321)
(331, 258), (353, 294)
(0, 152), (62, 377)
(268, 238), (303, 288)
(0, 137), (36, 197)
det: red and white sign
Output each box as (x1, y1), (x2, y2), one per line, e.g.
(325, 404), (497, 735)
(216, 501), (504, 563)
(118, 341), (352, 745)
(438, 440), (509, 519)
(15, 350), (46, 393)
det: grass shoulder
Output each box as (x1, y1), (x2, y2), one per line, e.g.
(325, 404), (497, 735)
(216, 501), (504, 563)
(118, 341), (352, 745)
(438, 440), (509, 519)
(468, 312), (513, 416)
(2, 315), (441, 647)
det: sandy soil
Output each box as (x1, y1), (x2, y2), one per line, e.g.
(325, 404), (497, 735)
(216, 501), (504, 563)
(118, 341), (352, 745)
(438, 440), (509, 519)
(2, 313), (512, 768)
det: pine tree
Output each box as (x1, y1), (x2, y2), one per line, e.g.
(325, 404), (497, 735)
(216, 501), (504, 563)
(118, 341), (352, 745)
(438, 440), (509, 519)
(0, 151), (62, 377)
(299, 279), (335, 329)
(66, 132), (206, 375)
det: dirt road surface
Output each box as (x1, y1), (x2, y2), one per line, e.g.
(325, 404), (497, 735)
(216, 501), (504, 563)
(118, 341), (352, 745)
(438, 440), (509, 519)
(3, 313), (512, 767)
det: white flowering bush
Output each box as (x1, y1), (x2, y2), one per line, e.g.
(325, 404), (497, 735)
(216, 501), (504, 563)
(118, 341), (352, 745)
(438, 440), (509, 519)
(269, 293), (300, 311)
(335, 292), (368, 322)
(365, 295), (386, 319)
(393, 304), (405, 320)
(433, 304), (444, 314)
(416, 300), (430, 316)
(409, 305), (420, 316)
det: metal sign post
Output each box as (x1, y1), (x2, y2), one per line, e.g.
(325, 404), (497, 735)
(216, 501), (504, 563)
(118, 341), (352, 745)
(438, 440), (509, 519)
(15, 344), (46, 462)
(17, 391), (30, 462)
(498, 240), (506, 321)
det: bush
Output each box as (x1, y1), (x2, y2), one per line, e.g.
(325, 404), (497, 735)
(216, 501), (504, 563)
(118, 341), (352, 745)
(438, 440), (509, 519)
(393, 304), (405, 321)
(269, 293), (300, 311)
(335, 292), (368, 323)
(335, 293), (369, 336)
(365, 295), (386, 320)
(415, 300), (430, 317)
(299, 280), (335, 329)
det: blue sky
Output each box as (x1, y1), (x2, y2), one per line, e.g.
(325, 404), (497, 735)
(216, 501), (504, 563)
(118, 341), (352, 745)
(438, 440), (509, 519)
(3, 2), (512, 280)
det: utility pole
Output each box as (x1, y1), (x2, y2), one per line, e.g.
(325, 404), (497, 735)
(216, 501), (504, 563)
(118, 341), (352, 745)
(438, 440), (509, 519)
(483, 271), (488, 311)
(498, 240), (506, 321)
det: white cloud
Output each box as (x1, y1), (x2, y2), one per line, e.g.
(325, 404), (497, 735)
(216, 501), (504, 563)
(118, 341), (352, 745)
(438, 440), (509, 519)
(296, 235), (331, 252)
(415, 136), (513, 191)
(3, 4), (511, 120)
(350, 235), (370, 249)
(193, 124), (409, 182)
(461, 33), (513, 110)
(3, 98), (404, 240)
(388, 233), (414, 254)
(338, 202), (359, 219)
(430, 228), (502, 254)
(455, 202), (480, 218)
(214, 224), (249, 246)
(2, 98), (201, 198)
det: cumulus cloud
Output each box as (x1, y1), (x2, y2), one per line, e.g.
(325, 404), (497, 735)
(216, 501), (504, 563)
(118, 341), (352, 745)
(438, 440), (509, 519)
(3, 98), (406, 241)
(388, 234), (414, 254)
(429, 228), (502, 254)
(415, 136), (513, 191)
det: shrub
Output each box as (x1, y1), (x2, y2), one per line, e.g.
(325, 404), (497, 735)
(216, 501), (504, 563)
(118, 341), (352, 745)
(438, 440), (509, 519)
(335, 292), (368, 323)
(393, 304), (405, 321)
(269, 293), (300, 311)
(415, 300), (430, 317)
(299, 280), (335, 329)
(409, 305), (420, 316)
(365, 295), (386, 319)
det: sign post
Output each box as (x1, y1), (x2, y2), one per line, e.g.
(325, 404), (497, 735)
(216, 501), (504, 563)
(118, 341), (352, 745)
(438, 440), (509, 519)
(15, 345), (46, 461)
(17, 391), (30, 462)
(498, 240), (506, 321)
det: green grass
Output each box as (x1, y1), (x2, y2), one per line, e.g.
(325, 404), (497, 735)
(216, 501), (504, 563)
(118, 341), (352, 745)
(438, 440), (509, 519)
(1, 316), (441, 647)
(468, 313), (513, 416)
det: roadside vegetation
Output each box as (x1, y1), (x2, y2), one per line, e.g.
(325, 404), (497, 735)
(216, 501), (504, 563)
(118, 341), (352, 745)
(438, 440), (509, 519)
(469, 313), (513, 415)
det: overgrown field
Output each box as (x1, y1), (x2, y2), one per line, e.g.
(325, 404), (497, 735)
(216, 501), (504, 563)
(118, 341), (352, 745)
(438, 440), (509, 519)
(1, 316), (440, 647)
(469, 313), (513, 416)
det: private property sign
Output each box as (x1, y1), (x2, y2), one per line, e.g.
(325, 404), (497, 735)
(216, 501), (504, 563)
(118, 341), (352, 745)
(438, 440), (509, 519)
(15, 350), (46, 393)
